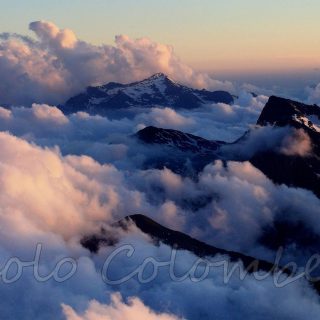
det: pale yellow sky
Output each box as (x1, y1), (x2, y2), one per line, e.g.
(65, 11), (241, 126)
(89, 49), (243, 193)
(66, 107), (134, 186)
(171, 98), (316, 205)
(1, 0), (320, 73)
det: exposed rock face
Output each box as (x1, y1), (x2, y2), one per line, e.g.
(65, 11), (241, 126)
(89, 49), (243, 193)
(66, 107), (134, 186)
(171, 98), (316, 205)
(252, 96), (320, 198)
(60, 73), (234, 116)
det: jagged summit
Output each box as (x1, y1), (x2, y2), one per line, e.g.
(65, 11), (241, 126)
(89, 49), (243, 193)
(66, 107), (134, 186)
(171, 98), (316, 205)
(133, 126), (223, 176)
(257, 96), (320, 133)
(250, 96), (320, 197)
(135, 126), (223, 153)
(132, 96), (320, 198)
(146, 72), (172, 80)
(60, 73), (234, 116)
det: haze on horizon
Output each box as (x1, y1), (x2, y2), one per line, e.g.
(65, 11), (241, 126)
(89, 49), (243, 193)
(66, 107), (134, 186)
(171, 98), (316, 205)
(1, 0), (320, 75)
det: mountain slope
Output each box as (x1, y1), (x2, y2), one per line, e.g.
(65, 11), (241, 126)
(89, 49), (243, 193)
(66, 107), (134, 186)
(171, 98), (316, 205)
(133, 96), (320, 198)
(251, 96), (320, 197)
(257, 96), (320, 132)
(135, 126), (224, 153)
(60, 73), (234, 116)
(134, 126), (223, 175)
(81, 214), (280, 273)
(82, 214), (320, 292)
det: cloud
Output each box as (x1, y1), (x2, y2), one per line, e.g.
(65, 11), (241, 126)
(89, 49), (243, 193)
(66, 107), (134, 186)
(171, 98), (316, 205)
(0, 131), (157, 241)
(32, 103), (69, 125)
(177, 93), (269, 141)
(0, 106), (11, 119)
(201, 159), (320, 260)
(85, 234), (320, 320)
(136, 107), (195, 131)
(0, 103), (318, 260)
(280, 128), (313, 156)
(307, 83), (320, 105)
(0, 21), (233, 106)
(0, 96), (268, 165)
(0, 83), (319, 319)
(62, 293), (181, 320)
(222, 125), (313, 159)
(29, 21), (77, 49)
(0, 125), (319, 319)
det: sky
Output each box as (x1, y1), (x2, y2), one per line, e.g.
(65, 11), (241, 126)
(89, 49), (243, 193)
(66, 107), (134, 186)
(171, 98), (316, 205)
(1, 0), (320, 74)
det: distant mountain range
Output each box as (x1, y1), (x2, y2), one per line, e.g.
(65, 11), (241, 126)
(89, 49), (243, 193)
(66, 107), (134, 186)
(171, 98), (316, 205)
(134, 95), (320, 198)
(57, 74), (320, 265)
(131, 96), (320, 265)
(59, 73), (234, 116)
(73, 80), (320, 294)
(58, 74), (320, 199)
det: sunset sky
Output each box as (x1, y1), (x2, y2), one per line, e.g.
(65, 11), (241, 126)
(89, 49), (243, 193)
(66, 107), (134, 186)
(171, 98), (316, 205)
(1, 0), (320, 73)
(1, 2), (320, 320)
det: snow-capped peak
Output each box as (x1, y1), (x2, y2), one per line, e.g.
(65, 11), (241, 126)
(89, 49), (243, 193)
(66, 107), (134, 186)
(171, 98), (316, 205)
(257, 96), (320, 133)
(147, 72), (170, 80)
(61, 74), (234, 116)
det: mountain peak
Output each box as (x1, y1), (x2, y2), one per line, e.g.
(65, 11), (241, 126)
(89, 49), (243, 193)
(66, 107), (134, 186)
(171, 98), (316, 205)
(147, 72), (170, 80)
(142, 73), (176, 84)
(135, 126), (222, 153)
(257, 96), (320, 133)
(61, 74), (234, 116)
(250, 95), (320, 198)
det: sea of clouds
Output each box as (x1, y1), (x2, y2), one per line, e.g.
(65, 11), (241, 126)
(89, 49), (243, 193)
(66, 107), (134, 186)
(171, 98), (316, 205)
(0, 21), (319, 320)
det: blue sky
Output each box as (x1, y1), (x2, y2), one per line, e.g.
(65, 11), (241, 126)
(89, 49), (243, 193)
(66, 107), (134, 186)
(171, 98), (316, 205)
(1, 0), (320, 73)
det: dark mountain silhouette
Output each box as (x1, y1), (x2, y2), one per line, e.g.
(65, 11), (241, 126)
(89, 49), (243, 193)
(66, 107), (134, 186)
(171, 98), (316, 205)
(82, 214), (281, 273)
(81, 214), (320, 292)
(252, 96), (320, 198)
(60, 73), (234, 116)
(133, 126), (223, 175)
(135, 126), (224, 153)
(133, 96), (320, 198)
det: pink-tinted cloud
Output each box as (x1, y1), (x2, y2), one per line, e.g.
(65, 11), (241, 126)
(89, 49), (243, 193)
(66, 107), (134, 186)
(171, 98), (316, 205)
(62, 293), (181, 320)
(0, 21), (233, 105)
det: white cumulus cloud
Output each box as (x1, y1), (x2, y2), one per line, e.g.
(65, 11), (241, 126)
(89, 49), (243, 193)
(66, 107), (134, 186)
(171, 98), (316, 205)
(0, 21), (233, 106)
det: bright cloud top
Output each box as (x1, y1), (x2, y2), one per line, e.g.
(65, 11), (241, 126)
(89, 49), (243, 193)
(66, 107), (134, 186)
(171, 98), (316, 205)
(0, 21), (233, 106)
(0, 110), (319, 319)
(62, 293), (181, 320)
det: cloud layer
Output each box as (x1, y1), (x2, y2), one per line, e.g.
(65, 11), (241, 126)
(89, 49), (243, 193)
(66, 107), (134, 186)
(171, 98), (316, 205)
(62, 293), (181, 320)
(0, 109), (318, 318)
(0, 21), (319, 318)
(0, 21), (233, 106)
